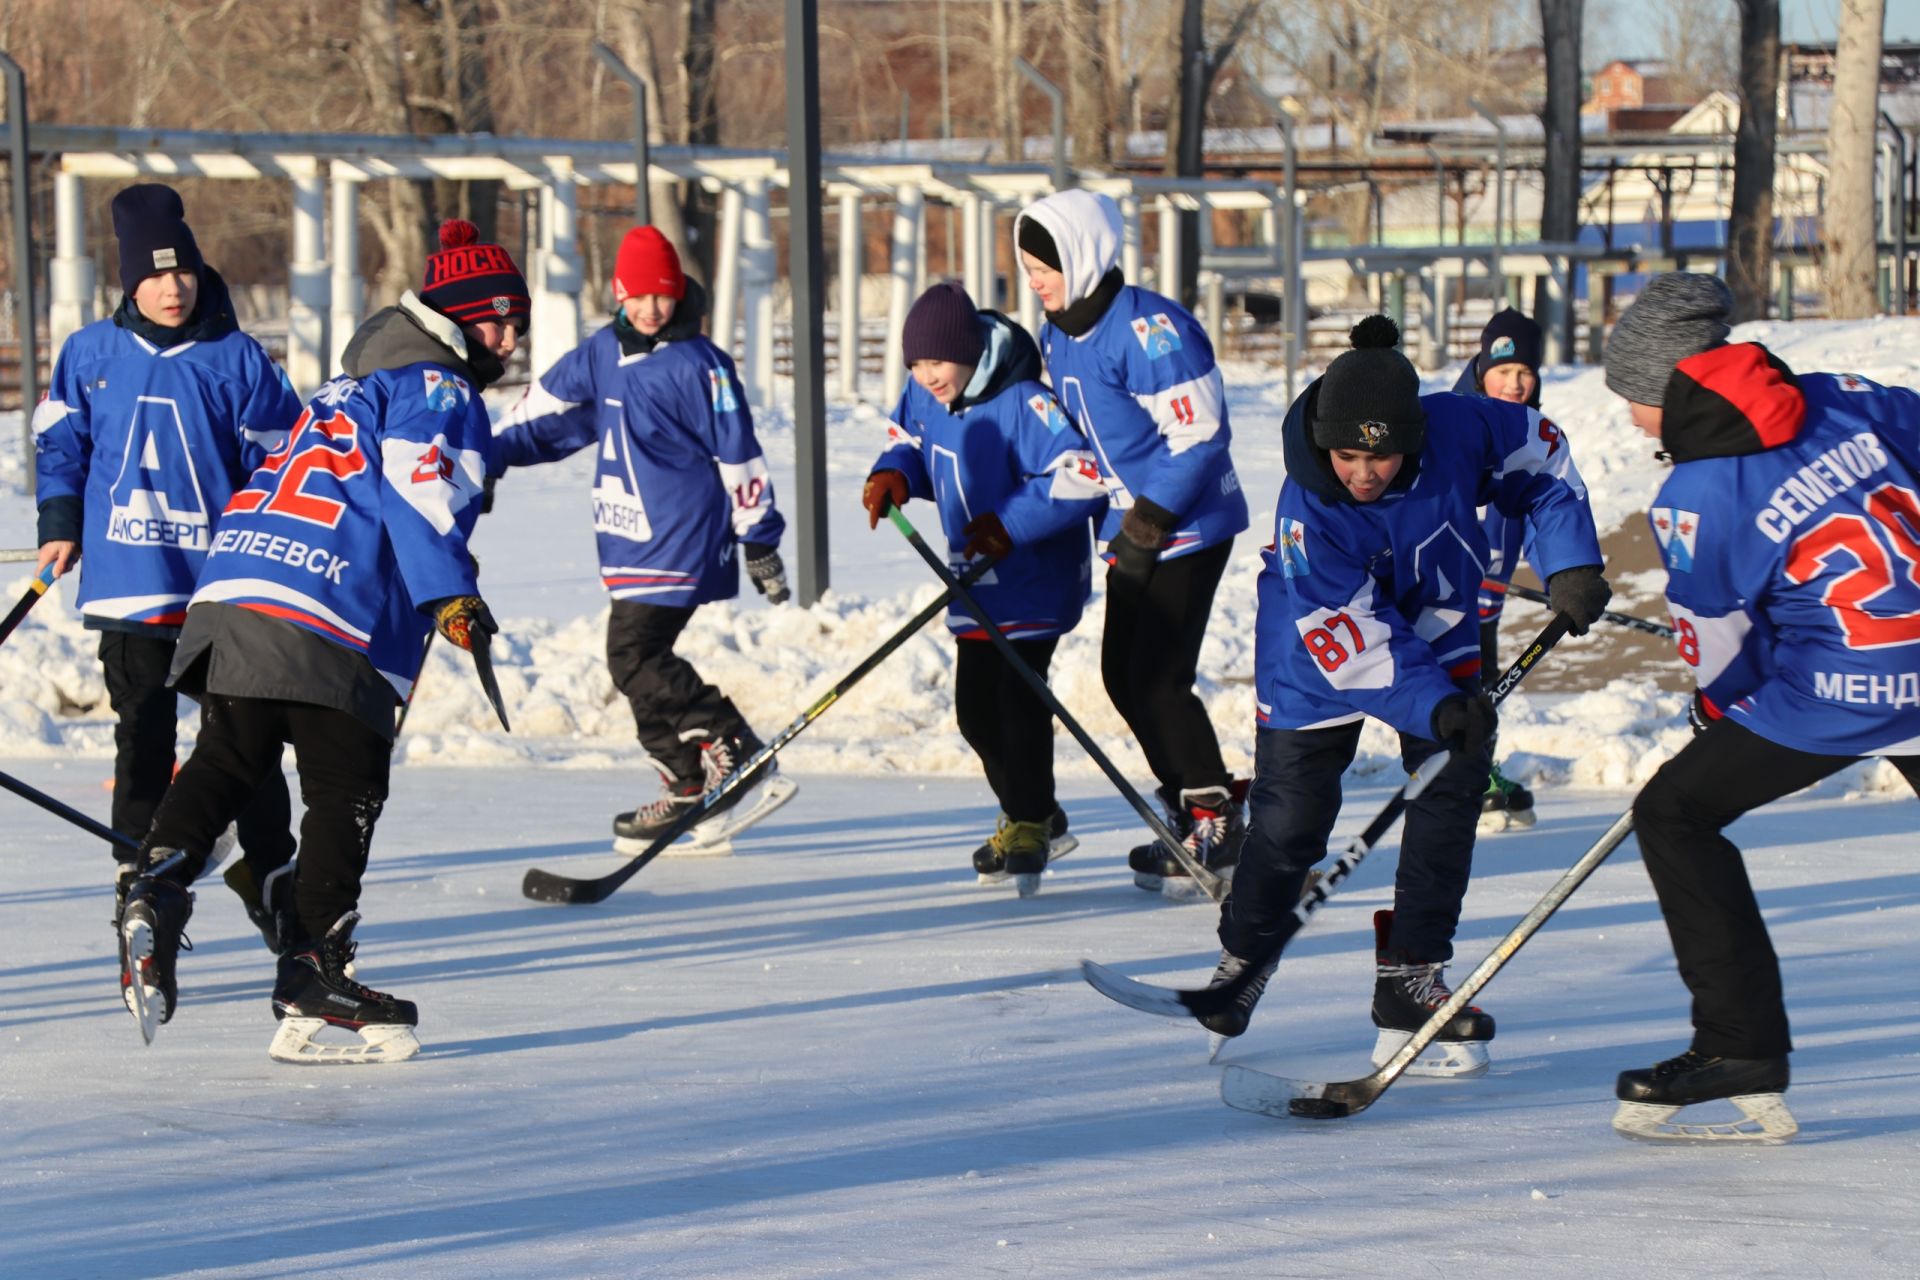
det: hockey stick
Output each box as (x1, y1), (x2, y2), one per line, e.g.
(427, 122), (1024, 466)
(887, 506), (1222, 899)
(0, 563), (57, 648)
(393, 632), (435, 736)
(1082, 612), (1574, 1022)
(1482, 579), (1675, 640)
(472, 636), (512, 732)
(0, 766), (142, 853)
(521, 554), (999, 904)
(1225, 807), (1637, 1120)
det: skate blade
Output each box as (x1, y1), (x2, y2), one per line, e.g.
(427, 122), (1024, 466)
(1160, 874), (1218, 904)
(1478, 807), (1538, 835)
(269, 1017), (421, 1065)
(976, 837), (1078, 886)
(1012, 872), (1042, 898)
(1371, 1028), (1491, 1078)
(121, 917), (159, 1046)
(1132, 872), (1164, 892)
(1612, 1094), (1798, 1143)
(674, 774), (800, 855)
(1207, 1031), (1229, 1063)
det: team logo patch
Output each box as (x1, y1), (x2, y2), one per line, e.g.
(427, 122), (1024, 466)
(423, 369), (470, 412)
(1652, 507), (1700, 573)
(492, 297), (512, 317)
(1358, 421), (1388, 449)
(1276, 516), (1310, 578)
(1838, 374), (1870, 392)
(710, 367), (741, 412)
(1027, 393), (1073, 433)
(1129, 313), (1183, 360)
(1489, 335), (1516, 360)
(152, 247), (178, 271)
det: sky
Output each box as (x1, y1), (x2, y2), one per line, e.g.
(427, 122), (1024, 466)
(1597, 0), (1920, 51)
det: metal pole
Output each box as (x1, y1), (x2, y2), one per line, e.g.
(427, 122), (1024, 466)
(591, 41), (651, 228)
(785, 0), (829, 605)
(1013, 57), (1068, 191)
(1246, 82), (1300, 403)
(1469, 97), (1506, 301)
(1, 53), (37, 492)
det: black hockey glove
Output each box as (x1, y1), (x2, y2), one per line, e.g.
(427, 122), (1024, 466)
(1687, 688), (1719, 737)
(961, 512), (1014, 561)
(431, 595), (498, 652)
(1109, 498), (1174, 588)
(1546, 564), (1612, 637)
(743, 543), (790, 605)
(1430, 692), (1497, 755)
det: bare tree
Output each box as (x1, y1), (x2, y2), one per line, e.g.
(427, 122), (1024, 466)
(1538, 0), (1581, 244)
(1062, 0), (1111, 168)
(1824, 0), (1886, 319)
(354, 0), (429, 308)
(1726, 0), (1780, 323)
(1164, 0), (1260, 302)
(609, 0), (693, 266)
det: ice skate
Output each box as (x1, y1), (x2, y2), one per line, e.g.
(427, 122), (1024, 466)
(223, 858), (296, 953)
(970, 816), (1054, 898)
(270, 911), (420, 1065)
(1477, 762), (1537, 833)
(1612, 1049), (1796, 1142)
(1196, 947), (1278, 1051)
(119, 852), (197, 1044)
(1130, 783), (1246, 902)
(973, 808), (1077, 885)
(673, 734), (797, 854)
(612, 771), (708, 851)
(1369, 910), (1493, 1078)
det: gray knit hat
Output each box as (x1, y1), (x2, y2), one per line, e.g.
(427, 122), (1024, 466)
(1604, 273), (1734, 407)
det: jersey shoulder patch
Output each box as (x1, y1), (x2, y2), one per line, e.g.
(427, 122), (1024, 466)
(1027, 392), (1074, 434)
(423, 368), (471, 412)
(1652, 507), (1701, 572)
(1129, 313), (1184, 360)
(1276, 516), (1310, 577)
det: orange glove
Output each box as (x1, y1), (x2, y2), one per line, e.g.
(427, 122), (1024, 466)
(862, 470), (910, 529)
(431, 595), (498, 652)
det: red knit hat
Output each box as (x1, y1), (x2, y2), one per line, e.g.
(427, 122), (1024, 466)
(421, 219), (530, 329)
(614, 226), (686, 301)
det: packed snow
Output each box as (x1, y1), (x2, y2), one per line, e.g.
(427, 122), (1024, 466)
(3, 316), (1918, 1277)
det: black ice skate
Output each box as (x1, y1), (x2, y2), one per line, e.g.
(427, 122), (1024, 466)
(1369, 910), (1494, 1078)
(1612, 1048), (1796, 1142)
(270, 911), (420, 1065)
(1128, 781), (1247, 900)
(973, 808), (1077, 886)
(223, 858), (296, 953)
(1478, 762), (1538, 834)
(613, 778), (705, 845)
(1197, 947), (1278, 1056)
(120, 851), (198, 1045)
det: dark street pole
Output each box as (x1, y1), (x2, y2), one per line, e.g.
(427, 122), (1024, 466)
(785, 0), (829, 603)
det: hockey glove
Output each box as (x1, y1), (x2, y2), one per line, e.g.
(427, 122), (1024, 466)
(1687, 688), (1721, 737)
(1109, 498), (1174, 588)
(431, 595), (498, 652)
(743, 542), (791, 605)
(960, 512), (1014, 561)
(863, 470), (910, 529)
(1430, 692), (1498, 755)
(481, 474), (499, 515)
(1545, 564), (1612, 637)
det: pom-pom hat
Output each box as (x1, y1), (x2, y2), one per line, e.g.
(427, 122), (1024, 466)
(1312, 315), (1426, 456)
(421, 219), (530, 330)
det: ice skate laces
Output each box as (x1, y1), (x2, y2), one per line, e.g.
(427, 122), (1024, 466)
(1379, 960), (1451, 1009)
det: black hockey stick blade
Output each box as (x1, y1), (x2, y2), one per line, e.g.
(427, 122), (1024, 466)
(520, 556), (997, 906)
(0, 563), (56, 648)
(1222, 808), (1638, 1121)
(1483, 578), (1674, 640)
(1078, 749), (1454, 1022)
(472, 636), (511, 732)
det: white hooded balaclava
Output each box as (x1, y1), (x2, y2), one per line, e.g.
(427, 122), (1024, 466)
(1014, 190), (1123, 308)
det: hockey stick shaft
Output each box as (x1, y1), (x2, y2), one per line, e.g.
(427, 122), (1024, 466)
(1173, 611), (1574, 1018)
(887, 506), (1222, 899)
(0, 765), (141, 852)
(0, 563), (57, 648)
(393, 632), (435, 736)
(1482, 579), (1674, 640)
(521, 555), (998, 904)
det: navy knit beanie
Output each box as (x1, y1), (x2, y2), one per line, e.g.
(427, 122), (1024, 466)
(902, 281), (984, 367)
(1312, 316), (1426, 455)
(420, 219), (531, 330)
(111, 183), (203, 297)
(1478, 307), (1543, 375)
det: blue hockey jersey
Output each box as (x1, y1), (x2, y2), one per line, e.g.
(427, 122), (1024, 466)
(1015, 196), (1248, 558)
(1451, 358), (1538, 624)
(493, 289), (783, 609)
(33, 271), (301, 630)
(1650, 342), (1920, 755)
(185, 296), (487, 696)
(1255, 384), (1602, 736)
(872, 312), (1108, 639)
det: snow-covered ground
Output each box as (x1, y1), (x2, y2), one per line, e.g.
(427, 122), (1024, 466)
(3, 316), (1919, 1276)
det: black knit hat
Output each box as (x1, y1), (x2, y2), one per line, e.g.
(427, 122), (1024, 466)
(1478, 307), (1542, 375)
(1016, 217), (1062, 270)
(111, 183), (203, 297)
(420, 218), (531, 330)
(1312, 316), (1426, 455)
(902, 281), (984, 367)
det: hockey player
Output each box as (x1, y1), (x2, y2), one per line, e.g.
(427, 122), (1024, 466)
(1454, 308), (1546, 830)
(116, 219), (520, 1062)
(1603, 273), (1920, 1140)
(492, 226), (791, 853)
(1202, 316), (1610, 1077)
(1013, 189), (1249, 896)
(860, 281), (1107, 895)
(33, 183), (300, 948)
